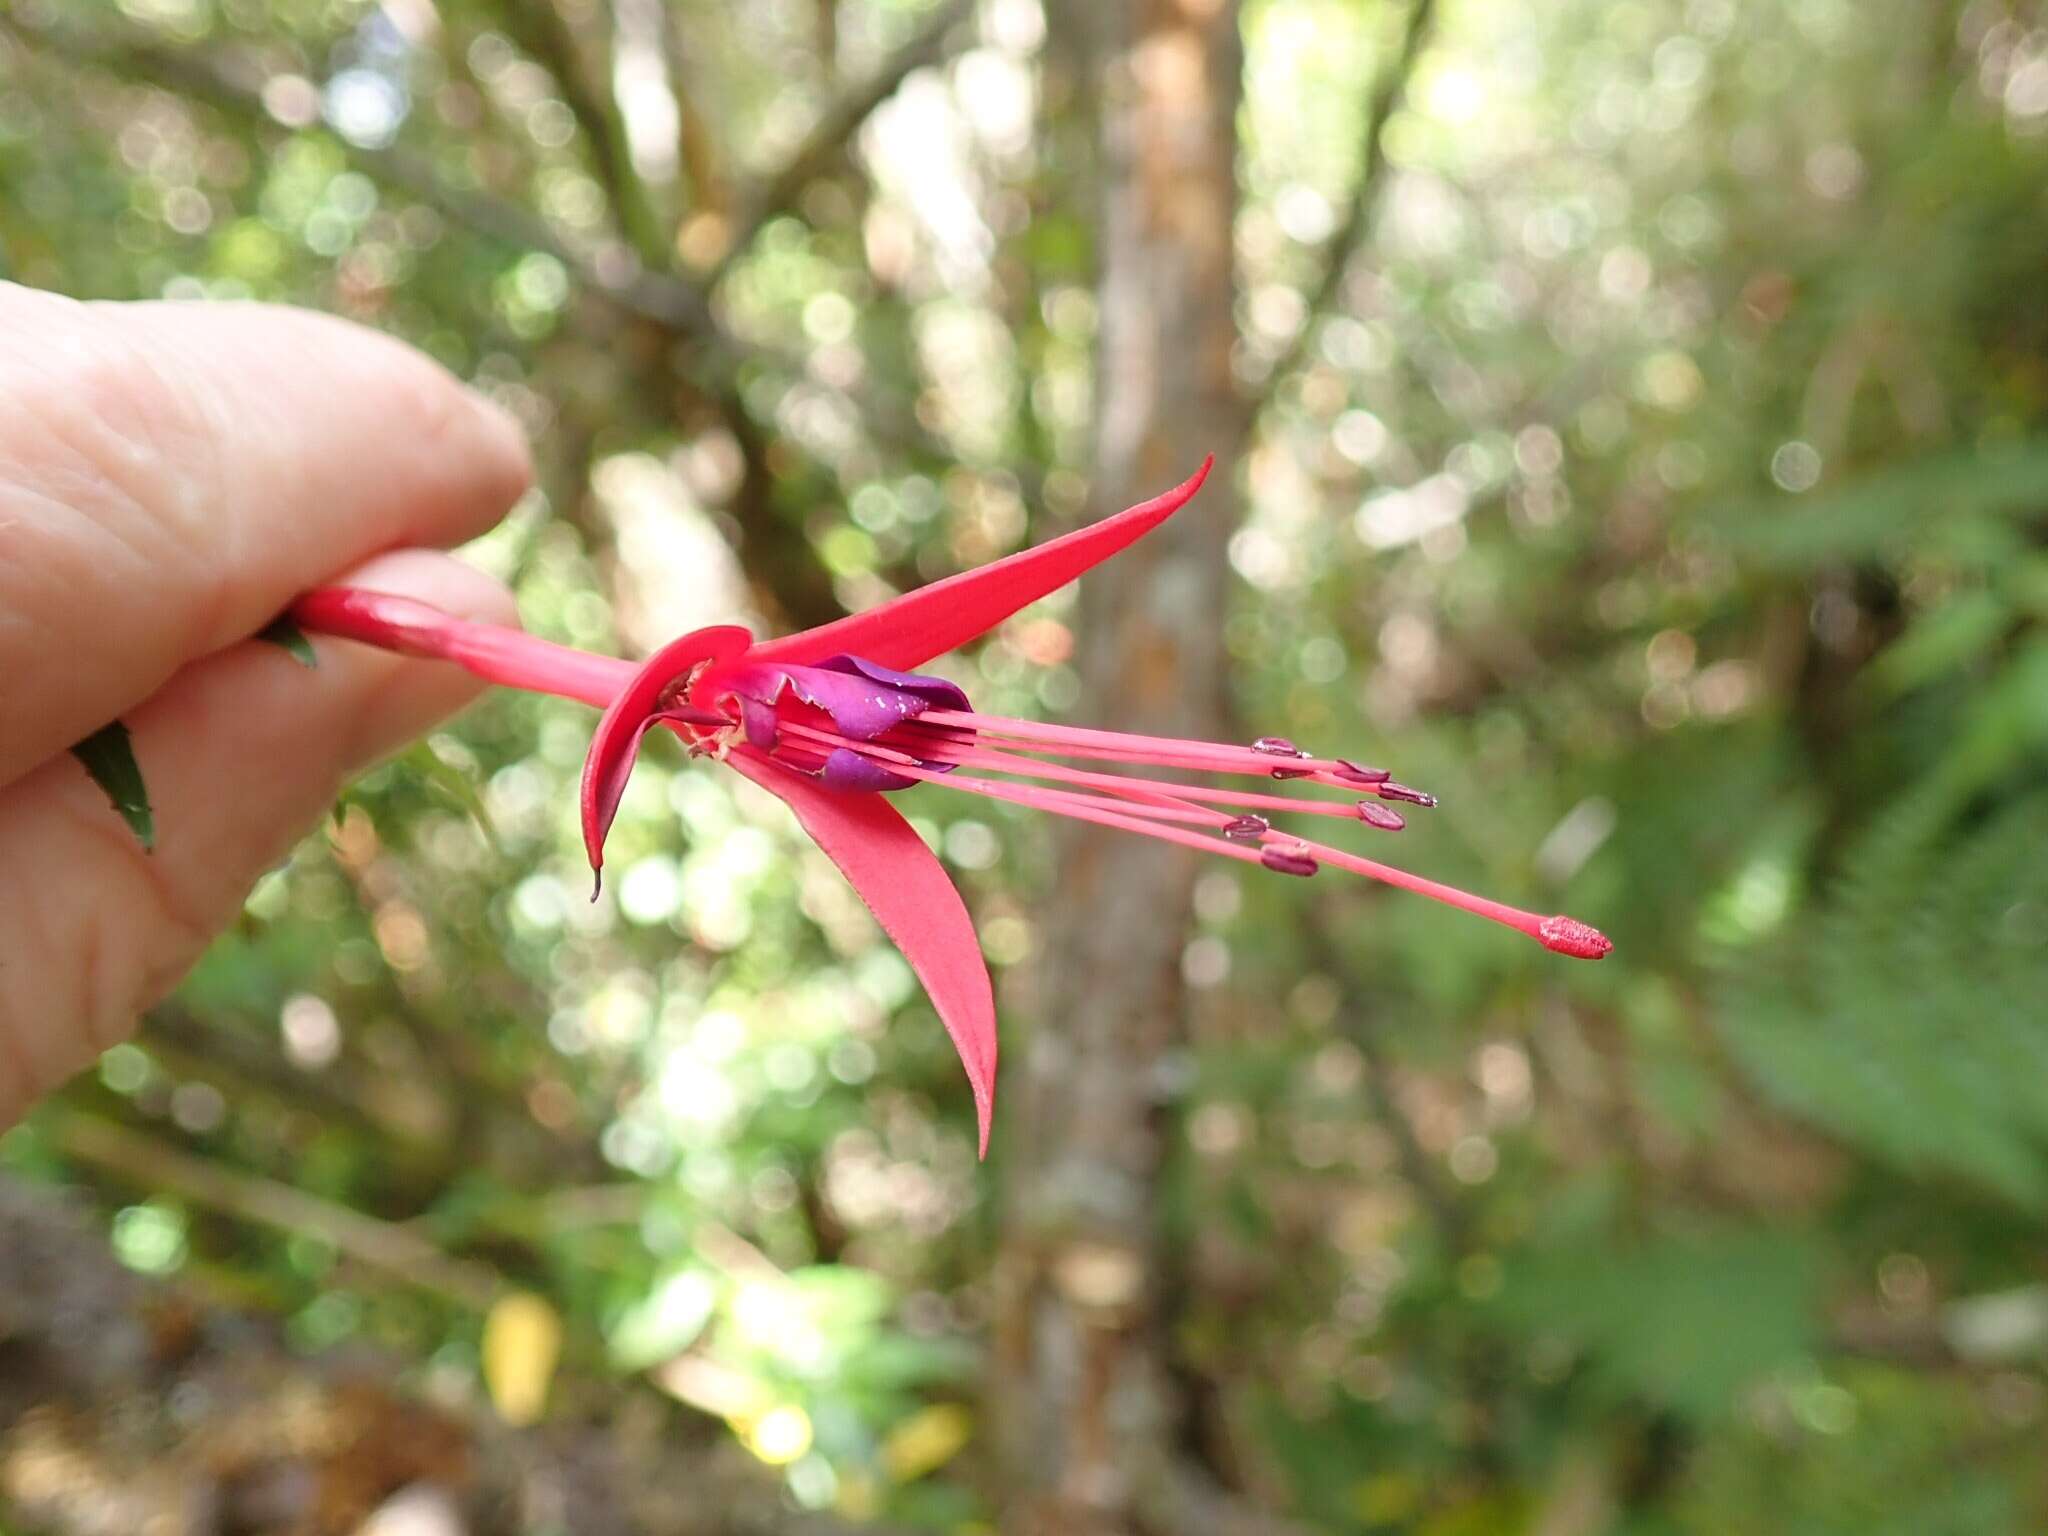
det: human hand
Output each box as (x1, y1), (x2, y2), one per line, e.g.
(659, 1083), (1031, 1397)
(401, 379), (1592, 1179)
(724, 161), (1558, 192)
(0, 283), (530, 1127)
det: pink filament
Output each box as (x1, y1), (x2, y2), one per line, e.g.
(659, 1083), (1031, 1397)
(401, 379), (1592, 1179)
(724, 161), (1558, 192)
(782, 720), (1379, 827)
(770, 716), (1609, 958)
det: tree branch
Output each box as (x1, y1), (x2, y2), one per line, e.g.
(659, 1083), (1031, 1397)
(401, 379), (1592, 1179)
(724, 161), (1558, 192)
(0, 10), (717, 336)
(660, 10), (732, 217)
(47, 1111), (504, 1309)
(143, 1004), (398, 1146)
(703, 0), (973, 287)
(4, 12), (966, 464)
(1247, 0), (1436, 408)
(495, 0), (671, 269)
(5, 8), (1027, 632)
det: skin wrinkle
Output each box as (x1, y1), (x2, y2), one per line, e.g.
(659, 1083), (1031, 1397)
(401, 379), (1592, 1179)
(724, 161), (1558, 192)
(0, 481), (181, 786)
(91, 324), (241, 639)
(186, 350), (247, 648)
(116, 301), (235, 572)
(58, 796), (215, 1056)
(149, 336), (245, 665)
(0, 340), (221, 780)
(6, 311), (211, 559)
(175, 346), (468, 663)
(210, 308), (507, 556)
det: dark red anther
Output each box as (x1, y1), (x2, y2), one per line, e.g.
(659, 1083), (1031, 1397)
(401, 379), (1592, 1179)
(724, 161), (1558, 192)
(1251, 736), (1306, 757)
(1269, 766), (1314, 781)
(1376, 782), (1437, 807)
(1223, 815), (1270, 842)
(1357, 802), (1405, 831)
(1334, 759), (1391, 784)
(1260, 846), (1318, 877)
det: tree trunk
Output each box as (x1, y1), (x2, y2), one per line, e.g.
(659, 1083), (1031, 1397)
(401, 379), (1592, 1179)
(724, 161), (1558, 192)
(991, 3), (1245, 1533)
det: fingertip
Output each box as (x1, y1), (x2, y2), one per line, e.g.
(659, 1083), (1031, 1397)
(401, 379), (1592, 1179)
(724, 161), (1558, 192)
(145, 297), (536, 553)
(451, 385), (535, 537)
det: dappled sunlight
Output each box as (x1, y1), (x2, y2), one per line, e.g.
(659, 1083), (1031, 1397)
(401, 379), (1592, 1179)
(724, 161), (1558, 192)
(2, 0), (2046, 1529)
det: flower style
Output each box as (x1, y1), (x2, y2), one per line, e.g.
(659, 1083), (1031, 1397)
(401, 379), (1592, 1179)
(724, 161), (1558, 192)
(293, 456), (1609, 1155)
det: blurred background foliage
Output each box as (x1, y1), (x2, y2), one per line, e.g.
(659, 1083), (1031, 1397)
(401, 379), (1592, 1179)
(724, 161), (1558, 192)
(2, 0), (2048, 1531)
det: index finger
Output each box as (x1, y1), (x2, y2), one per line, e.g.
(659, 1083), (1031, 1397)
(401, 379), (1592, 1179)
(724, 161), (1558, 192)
(0, 284), (530, 789)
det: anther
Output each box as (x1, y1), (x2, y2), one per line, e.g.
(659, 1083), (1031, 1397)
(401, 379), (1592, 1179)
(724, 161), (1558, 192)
(1223, 815), (1270, 842)
(1376, 782), (1437, 807)
(1269, 766), (1315, 781)
(1334, 759), (1391, 784)
(1260, 846), (1319, 877)
(1538, 915), (1613, 959)
(1251, 736), (1307, 757)
(1357, 802), (1405, 831)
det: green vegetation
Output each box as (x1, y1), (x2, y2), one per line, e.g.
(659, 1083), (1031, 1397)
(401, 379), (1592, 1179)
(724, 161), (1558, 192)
(3, 0), (2045, 1530)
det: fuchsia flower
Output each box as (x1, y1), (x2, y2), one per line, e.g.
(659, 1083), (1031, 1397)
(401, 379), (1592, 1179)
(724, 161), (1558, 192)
(294, 457), (1608, 1155)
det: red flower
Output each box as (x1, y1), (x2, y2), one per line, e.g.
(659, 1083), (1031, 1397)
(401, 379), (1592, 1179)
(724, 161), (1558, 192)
(295, 457), (1608, 1156)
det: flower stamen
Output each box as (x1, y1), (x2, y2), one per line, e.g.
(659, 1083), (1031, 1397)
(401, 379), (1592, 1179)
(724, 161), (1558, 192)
(743, 694), (1608, 960)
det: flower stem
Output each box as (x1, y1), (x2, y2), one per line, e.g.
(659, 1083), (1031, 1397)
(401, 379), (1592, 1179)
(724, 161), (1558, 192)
(291, 587), (634, 708)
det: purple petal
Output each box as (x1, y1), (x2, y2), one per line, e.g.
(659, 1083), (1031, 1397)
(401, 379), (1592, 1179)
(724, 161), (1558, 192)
(788, 668), (931, 739)
(813, 655), (971, 712)
(720, 658), (969, 742)
(820, 748), (918, 791)
(739, 693), (780, 749)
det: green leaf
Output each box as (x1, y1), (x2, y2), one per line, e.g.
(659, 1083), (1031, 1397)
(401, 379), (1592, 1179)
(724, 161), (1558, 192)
(69, 720), (154, 852)
(1934, 638), (2048, 794)
(257, 615), (318, 668)
(1722, 440), (2048, 570)
(1716, 784), (2048, 1205)
(1862, 589), (2011, 700)
(607, 1266), (717, 1372)
(398, 740), (505, 858)
(1497, 1225), (1823, 1421)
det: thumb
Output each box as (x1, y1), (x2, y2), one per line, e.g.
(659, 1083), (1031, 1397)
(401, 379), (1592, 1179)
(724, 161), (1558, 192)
(0, 550), (515, 1122)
